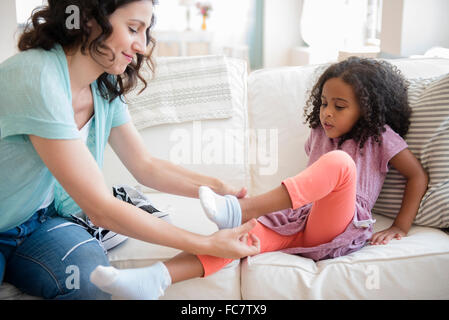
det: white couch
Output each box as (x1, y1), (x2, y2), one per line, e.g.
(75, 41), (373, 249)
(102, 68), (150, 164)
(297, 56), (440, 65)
(2, 56), (449, 300)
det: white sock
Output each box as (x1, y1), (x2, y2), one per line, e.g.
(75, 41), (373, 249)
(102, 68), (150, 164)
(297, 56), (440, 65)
(199, 186), (242, 229)
(90, 262), (172, 300)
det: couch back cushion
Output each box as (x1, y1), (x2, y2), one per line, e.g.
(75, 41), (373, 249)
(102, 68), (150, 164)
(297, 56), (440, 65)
(247, 64), (320, 195)
(372, 73), (449, 228)
(102, 56), (250, 192)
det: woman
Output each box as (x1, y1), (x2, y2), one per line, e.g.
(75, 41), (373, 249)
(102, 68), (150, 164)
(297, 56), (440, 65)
(0, 0), (259, 299)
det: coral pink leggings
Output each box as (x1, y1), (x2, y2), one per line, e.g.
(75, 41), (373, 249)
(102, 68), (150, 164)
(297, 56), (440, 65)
(197, 150), (357, 277)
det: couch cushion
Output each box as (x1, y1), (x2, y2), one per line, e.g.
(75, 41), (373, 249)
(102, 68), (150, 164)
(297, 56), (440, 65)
(247, 65), (317, 195)
(107, 192), (242, 300)
(373, 74), (449, 228)
(102, 56), (250, 193)
(241, 213), (449, 299)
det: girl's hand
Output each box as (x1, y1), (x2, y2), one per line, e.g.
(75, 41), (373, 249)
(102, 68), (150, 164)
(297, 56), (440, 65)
(370, 225), (406, 245)
(207, 219), (260, 259)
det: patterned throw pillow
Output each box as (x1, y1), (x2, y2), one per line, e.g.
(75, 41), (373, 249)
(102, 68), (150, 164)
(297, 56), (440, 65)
(124, 55), (246, 130)
(372, 74), (449, 228)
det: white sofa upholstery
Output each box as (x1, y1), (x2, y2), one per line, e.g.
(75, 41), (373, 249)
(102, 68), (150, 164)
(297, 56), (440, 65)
(2, 56), (449, 300)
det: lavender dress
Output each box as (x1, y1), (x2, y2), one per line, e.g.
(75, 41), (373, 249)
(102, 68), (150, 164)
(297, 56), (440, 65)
(258, 125), (408, 261)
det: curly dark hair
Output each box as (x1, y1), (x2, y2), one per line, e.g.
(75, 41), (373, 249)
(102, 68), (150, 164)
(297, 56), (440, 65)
(304, 57), (411, 149)
(18, 0), (158, 102)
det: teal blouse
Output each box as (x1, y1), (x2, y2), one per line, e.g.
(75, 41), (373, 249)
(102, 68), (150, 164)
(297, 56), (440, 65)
(0, 43), (130, 231)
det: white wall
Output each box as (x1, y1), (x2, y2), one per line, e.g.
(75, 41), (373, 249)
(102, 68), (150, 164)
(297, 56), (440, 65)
(0, 0), (18, 63)
(402, 0), (449, 56)
(379, 0), (403, 56)
(263, 0), (303, 68)
(381, 0), (449, 57)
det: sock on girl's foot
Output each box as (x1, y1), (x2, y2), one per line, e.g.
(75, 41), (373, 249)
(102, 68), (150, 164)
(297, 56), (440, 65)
(198, 186), (242, 229)
(90, 262), (172, 300)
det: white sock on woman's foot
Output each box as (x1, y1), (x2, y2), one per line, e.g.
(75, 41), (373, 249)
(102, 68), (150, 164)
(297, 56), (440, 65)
(199, 186), (242, 229)
(90, 262), (172, 300)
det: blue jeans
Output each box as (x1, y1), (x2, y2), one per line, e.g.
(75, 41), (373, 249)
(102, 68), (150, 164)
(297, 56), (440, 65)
(0, 203), (111, 299)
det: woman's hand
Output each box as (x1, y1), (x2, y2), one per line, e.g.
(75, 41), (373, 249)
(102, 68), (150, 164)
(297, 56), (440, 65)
(215, 181), (248, 199)
(206, 219), (260, 259)
(370, 225), (406, 245)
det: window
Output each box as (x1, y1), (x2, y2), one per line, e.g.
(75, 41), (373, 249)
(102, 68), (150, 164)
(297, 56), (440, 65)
(301, 0), (382, 49)
(366, 0), (383, 46)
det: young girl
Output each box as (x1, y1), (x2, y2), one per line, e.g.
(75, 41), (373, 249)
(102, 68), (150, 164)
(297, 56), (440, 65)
(90, 57), (428, 300)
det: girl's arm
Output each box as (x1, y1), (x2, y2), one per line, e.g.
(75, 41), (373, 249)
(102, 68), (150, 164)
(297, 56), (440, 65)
(371, 148), (428, 245)
(108, 122), (247, 198)
(29, 135), (259, 259)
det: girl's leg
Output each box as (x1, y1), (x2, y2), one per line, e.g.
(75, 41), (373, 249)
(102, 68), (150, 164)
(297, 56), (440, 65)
(282, 150), (357, 246)
(197, 221), (306, 277)
(198, 149), (357, 274)
(200, 150), (356, 228)
(240, 185), (293, 221)
(245, 150), (357, 222)
(164, 252), (205, 283)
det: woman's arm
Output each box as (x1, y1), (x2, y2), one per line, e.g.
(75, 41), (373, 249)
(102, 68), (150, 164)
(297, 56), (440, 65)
(108, 122), (247, 198)
(29, 135), (259, 258)
(371, 148), (428, 245)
